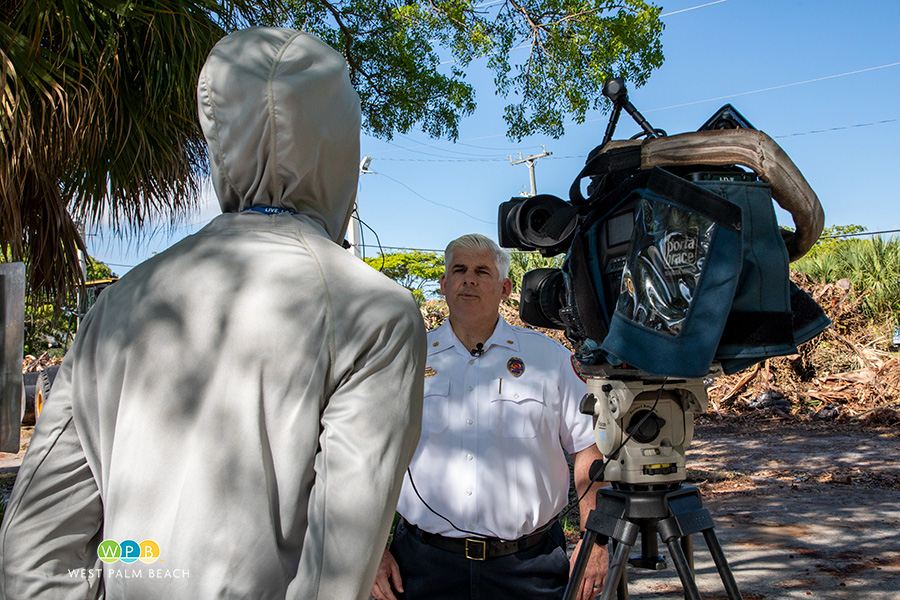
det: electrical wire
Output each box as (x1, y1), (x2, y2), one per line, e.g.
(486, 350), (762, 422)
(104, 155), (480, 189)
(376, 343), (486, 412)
(408, 375), (672, 539)
(406, 467), (492, 538)
(820, 228), (900, 239)
(645, 62), (900, 114)
(355, 212), (386, 267)
(373, 170), (495, 225)
(371, 113), (900, 165)
(660, 0), (730, 18)
(774, 118), (900, 139)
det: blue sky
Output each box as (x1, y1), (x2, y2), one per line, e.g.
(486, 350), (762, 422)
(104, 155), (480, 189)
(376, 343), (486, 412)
(88, 0), (900, 274)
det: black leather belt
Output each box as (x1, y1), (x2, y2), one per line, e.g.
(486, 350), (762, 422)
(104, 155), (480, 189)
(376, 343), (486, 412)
(401, 519), (551, 561)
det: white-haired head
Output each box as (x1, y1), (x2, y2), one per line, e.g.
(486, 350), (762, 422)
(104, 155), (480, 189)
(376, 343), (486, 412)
(444, 234), (510, 282)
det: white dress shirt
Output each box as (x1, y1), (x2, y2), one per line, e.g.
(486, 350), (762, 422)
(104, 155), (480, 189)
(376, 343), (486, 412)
(397, 317), (594, 540)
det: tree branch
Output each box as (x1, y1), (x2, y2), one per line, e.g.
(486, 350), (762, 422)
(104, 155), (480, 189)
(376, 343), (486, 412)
(317, 0), (368, 78)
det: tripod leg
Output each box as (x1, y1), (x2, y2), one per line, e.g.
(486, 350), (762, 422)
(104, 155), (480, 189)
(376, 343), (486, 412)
(608, 539), (629, 600)
(599, 539), (633, 600)
(663, 537), (702, 600)
(628, 524), (665, 570)
(681, 533), (694, 574)
(562, 531), (596, 600)
(616, 547), (629, 600)
(701, 529), (743, 600)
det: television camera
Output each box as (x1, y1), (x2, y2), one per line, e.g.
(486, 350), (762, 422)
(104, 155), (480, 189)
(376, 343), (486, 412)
(498, 78), (829, 600)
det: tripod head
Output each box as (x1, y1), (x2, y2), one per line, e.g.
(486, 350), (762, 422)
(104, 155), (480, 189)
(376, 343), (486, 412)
(580, 372), (708, 485)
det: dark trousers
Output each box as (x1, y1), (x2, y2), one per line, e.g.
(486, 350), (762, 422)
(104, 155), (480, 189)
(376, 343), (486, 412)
(389, 519), (570, 600)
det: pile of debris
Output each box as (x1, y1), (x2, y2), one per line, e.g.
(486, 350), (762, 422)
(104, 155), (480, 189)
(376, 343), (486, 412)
(708, 273), (900, 426)
(422, 274), (900, 428)
(22, 352), (62, 373)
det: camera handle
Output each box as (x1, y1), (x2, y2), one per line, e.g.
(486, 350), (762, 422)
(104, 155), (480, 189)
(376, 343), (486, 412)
(601, 78), (663, 146)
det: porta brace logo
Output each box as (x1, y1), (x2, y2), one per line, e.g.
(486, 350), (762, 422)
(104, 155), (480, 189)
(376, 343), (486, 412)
(97, 539), (161, 564)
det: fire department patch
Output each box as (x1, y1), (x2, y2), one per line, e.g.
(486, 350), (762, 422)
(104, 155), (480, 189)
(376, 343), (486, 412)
(570, 355), (587, 383)
(507, 357), (525, 377)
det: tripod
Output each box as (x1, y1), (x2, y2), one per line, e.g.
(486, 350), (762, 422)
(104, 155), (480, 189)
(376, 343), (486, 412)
(564, 483), (742, 600)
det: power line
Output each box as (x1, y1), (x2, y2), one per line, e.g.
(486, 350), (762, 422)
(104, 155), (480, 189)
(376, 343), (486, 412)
(774, 118), (900, 139)
(370, 113), (900, 164)
(358, 244), (557, 255)
(376, 156), (509, 163)
(646, 62), (900, 113)
(660, 0), (730, 18)
(368, 170), (494, 225)
(360, 244), (444, 253)
(371, 60), (900, 159)
(821, 228), (900, 240)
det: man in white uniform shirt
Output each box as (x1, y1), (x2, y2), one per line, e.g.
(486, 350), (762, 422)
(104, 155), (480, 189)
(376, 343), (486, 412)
(371, 234), (608, 600)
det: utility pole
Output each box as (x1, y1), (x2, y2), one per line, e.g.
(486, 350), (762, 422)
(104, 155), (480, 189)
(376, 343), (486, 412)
(349, 156), (374, 259)
(509, 145), (552, 196)
(76, 219), (87, 329)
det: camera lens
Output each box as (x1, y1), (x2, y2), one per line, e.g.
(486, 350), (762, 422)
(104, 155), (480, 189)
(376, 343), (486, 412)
(513, 195), (577, 249)
(519, 268), (567, 330)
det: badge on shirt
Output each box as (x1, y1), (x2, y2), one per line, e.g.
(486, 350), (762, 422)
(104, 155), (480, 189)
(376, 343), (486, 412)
(570, 355), (587, 383)
(424, 367), (436, 378)
(507, 357), (525, 378)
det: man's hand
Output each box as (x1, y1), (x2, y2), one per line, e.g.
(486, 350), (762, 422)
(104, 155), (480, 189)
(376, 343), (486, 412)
(370, 548), (404, 600)
(571, 444), (608, 599)
(569, 539), (609, 600)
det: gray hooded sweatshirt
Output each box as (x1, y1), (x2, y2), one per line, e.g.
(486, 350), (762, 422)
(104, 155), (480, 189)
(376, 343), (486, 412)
(0, 27), (425, 599)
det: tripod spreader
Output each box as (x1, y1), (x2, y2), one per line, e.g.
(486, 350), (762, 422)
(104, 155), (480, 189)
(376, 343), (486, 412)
(563, 484), (743, 600)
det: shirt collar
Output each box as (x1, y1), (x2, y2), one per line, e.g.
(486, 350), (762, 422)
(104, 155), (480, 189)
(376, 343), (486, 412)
(486, 316), (520, 353)
(428, 320), (458, 355)
(428, 315), (520, 356)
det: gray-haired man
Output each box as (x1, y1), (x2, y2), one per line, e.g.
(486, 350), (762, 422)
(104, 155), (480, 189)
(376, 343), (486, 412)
(371, 234), (607, 600)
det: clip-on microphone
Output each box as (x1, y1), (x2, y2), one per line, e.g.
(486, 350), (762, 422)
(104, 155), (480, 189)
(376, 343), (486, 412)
(470, 343), (484, 357)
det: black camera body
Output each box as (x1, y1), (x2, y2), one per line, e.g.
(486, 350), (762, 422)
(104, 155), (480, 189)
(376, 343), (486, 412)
(498, 194), (577, 257)
(499, 81), (828, 493)
(498, 91), (759, 342)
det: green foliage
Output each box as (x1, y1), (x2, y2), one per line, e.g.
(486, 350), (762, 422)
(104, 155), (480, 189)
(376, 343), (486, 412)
(363, 251), (444, 306)
(794, 235), (900, 321)
(1, 0), (272, 302)
(802, 224), (868, 259)
(86, 260), (115, 282)
(277, 0), (664, 140)
(508, 252), (564, 293)
(3, 0), (664, 303)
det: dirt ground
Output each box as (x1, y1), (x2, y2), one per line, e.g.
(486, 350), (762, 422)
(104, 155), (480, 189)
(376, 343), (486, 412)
(4, 416), (900, 600)
(604, 416), (900, 599)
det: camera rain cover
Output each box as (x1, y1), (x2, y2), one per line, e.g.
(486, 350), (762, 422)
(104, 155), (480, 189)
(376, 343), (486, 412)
(617, 199), (719, 336)
(597, 170), (744, 377)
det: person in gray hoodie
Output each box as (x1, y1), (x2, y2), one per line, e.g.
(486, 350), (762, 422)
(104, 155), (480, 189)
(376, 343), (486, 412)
(0, 27), (426, 600)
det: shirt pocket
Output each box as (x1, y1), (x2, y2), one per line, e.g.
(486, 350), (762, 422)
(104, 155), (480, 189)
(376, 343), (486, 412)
(422, 374), (450, 434)
(490, 379), (545, 439)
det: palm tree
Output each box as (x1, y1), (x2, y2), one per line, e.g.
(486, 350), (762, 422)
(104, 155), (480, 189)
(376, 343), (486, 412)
(0, 0), (266, 302)
(2, 0), (663, 304)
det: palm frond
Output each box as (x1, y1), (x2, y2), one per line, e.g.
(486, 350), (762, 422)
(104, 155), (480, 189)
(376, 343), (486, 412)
(1, 0), (281, 302)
